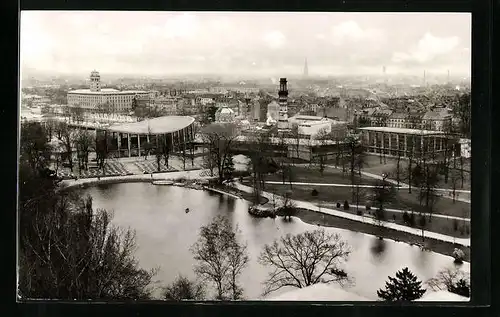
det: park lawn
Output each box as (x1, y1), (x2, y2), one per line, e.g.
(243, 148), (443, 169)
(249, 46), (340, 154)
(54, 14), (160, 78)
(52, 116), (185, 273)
(243, 180), (470, 238)
(290, 208), (470, 262)
(265, 165), (379, 185)
(318, 202), (470, 239)
(360, 154), (471, 190)
(256, 182), (470, 219)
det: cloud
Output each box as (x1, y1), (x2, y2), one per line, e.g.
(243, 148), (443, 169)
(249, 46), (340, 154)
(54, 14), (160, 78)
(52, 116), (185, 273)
(263, 30), (286, 49)
(162, 13), (199, 39)
(330, 21), (384, 44)
(392, 32), (460, 63)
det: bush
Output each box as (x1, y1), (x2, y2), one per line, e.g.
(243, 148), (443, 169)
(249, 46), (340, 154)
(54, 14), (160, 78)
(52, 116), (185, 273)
(163, 275), (205, 301)
(356, 210), (363, 216)
(375, 208), (386, 221)
(409, 212), (416, 227)
(402, 212), (410, 224)
(343, 200), (349, 210)
(311, 189), (318, 197)
(453, 248), (465, 264)
(365, 205), (371, 211)
(453, 219), (459, 232)
(232, 170), (251, 178)
(336, 202), (341, 208)
(392, 214), (396, 221)
(419, 214), (427, 227)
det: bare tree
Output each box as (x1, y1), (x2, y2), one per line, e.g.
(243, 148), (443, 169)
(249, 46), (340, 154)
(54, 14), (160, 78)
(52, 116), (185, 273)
(371, 173), (396, 229)
(290, 123), (301, 163)
(74, 130), (93, 172)
(258, 229), (351, 296)
(201, 123), (238, 184)
(59, 123), (74, 172)
(19, 191), (156, 299)
(426, 267), (470, 294)
(190, 215), (249, 300)
(314, 127), (330, 175)
(163, 275), (206, 301)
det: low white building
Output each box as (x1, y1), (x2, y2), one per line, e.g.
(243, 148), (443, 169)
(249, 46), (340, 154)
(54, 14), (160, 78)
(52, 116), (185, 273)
(288, 115), (333, 137)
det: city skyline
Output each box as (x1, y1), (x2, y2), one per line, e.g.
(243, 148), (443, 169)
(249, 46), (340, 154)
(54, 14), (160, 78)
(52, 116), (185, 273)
(21, 11), (471, 78)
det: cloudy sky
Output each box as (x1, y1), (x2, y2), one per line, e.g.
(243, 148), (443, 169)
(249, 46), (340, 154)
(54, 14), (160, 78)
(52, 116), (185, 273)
(20, 11), (471, 78)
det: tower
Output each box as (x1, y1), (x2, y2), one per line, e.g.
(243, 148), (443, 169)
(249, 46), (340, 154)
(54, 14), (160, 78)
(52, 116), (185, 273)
(89, 70), (101, 92)
(278, 78), (289, 129)
(423, 70), (427, 87)
(383, 65), (387, 84)
(303, 58), (309, 77)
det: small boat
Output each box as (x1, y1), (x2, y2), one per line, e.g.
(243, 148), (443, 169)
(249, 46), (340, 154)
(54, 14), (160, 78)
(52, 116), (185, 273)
(173, 182), (185, 187)
(152, 180), (174, 186)
(185, 208), (190, 213)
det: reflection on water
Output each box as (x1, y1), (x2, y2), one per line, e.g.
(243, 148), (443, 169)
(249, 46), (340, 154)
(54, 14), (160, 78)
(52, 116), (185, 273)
(370, 237), (387, 262)
(82, 183), (469, 300)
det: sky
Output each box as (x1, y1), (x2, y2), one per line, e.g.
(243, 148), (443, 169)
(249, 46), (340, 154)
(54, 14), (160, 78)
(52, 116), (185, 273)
(20, 11), (471, 78)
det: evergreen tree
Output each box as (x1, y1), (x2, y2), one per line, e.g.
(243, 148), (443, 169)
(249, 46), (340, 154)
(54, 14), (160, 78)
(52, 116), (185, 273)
(377, 267), (426, 301)
(449, 279), (470, 298)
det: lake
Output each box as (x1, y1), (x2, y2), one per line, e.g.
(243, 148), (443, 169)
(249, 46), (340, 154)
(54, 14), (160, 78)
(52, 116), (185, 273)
(81, 182), (468, 300)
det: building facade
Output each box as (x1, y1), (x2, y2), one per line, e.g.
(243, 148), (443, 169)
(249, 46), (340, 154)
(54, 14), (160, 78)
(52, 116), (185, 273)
(67, 71), (149, 112)
(359, 126), (454, 158)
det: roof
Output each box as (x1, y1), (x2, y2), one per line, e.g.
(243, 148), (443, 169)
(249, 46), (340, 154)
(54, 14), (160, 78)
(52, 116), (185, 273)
(216, 107), (235, 115)
(68, 89), (148, 95)
(359, 126), (445, 135)
(389, 112), (407, 119)
(291, 115), (329, 121)
(422, 110), (452, 120)
(266, 283), (370, 301)
(107, 116), (195, 134)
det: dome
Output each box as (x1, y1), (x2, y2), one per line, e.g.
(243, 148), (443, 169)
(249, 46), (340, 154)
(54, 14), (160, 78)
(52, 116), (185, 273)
(90, 70), (100, 77)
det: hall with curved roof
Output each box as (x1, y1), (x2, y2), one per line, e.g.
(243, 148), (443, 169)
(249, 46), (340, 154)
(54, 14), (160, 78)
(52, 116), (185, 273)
(107, 116), (195, 135)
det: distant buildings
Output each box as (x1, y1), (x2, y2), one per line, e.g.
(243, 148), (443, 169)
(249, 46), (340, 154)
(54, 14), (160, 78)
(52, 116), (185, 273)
(266, 101), (280, 122)
(67, 71), (149, 112)
(215, 106), (236, 123)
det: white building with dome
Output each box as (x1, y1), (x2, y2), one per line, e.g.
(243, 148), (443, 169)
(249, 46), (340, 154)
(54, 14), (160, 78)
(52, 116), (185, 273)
(215, 106), (236, 123)
(67, 71), (149, 112)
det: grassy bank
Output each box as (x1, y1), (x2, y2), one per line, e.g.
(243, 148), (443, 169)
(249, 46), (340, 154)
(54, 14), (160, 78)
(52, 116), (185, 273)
(279, 207), (470, 262)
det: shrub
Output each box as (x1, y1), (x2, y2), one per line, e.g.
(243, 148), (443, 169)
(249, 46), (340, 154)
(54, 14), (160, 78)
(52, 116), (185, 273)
(402, 212), (410, 224)
(311, 189), (319, 197)
(419, 214), (427, 227)
(336, 202), (341, 208)
(392, 214), (396, 221)
(453, 248), (465, 264)
(343, 200), (349, 210)
(453, 219), (459, 232)
(356, 210), (363, 216)
(163, 275), (205, 301)
(409, 212), (416, 227)
(365, 205), (371, 211)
